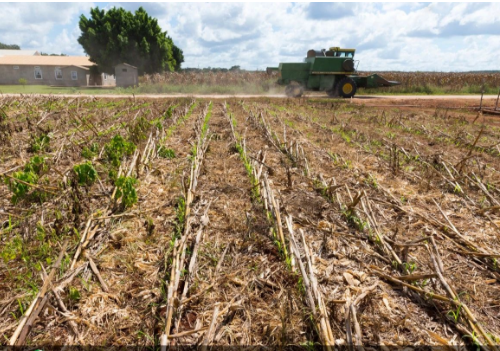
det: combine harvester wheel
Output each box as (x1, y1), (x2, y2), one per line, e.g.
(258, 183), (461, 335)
(336, 77), (357, 98)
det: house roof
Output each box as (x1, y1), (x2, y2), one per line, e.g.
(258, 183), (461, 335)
(62, 65), (90, 71)
(0, 55), (93, 67)
(0, 49), (40, 57)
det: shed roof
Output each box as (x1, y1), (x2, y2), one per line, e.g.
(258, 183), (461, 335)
(0, 55), (93, 66)
(116, 63), (137, 69)
(0, 49), (40, 57)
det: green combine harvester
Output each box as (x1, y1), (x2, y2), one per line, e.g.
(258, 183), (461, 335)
(267, 46), (400, 98)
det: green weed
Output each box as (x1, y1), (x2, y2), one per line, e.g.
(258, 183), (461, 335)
(343, 207), (369, 231)
(24, 156), (47, 175)
(73, 162), (98, 186)
(104, 135), (136, 167)
(129, 116), (150, 143)
(365, 174), (378, 189)
(28, 133), (51, 153)
(81, 142), (100, 159)
(1, 235), (24, 263)
(5, 171), (38, 203)
(114, 176), (138, 209)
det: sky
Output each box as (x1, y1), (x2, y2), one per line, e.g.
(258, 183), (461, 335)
(0, 2), (499, 72)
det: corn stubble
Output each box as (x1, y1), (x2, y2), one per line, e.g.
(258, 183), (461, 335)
(0, 95), (500, 349)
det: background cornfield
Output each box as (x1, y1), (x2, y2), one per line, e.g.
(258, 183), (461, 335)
(361, 71), (500, 94)
(139, 71), (500, 95)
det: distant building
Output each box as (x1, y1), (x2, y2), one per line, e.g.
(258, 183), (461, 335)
(115, 63), (138, 88)
(0, 55), (116, 87)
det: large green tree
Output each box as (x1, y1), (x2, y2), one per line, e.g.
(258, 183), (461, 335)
(78, 6), (184, 74)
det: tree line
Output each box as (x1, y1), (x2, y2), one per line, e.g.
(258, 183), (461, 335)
(0, 42), (20, 50)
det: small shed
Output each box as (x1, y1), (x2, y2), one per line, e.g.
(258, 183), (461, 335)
(115, 63), (138, 88)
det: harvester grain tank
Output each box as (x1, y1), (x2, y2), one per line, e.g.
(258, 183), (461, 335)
(267, 46), (400, 98)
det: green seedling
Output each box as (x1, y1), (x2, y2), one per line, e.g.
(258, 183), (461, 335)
(69, 286), (81, 301)
(462, 331), (481, 349)
(165, 101), (198, 139)
(165, 105), (176, 119)
(158, 146), (176, 159)
(447, 301), (462, 323)
(403, 261), (417, 274)
(174, 196), (186, 238)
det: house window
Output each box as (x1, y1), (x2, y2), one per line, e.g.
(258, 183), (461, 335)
(122, 68), (127, 72)
(13, 66), (19, 70)
(34, 66), (42, 79)
(71, 71), (78, 80)
(103, 73), (108, 80)
(55, 67), (63, 80)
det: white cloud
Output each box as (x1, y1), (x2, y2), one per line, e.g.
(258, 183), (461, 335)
(0, 2), (93, 54)
(0, 2), (499, 71)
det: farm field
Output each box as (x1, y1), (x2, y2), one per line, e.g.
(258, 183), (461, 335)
(0, 95), (500, 348)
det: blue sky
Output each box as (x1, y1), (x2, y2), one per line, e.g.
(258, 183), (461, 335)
(1, 2), (499, 71)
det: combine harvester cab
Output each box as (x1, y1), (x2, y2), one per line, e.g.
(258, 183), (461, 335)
(268, 46), (400, 98)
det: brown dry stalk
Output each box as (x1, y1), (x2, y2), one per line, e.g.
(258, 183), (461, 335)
(10, 240), (68, 345)
(457, 126), (483, 174)
(369, 266), (451, 302)
(427, 239), (497, 348)
(397, 273), (438, 281)
(3, 173), (58, 195)
(201, 304), (220, 351)
(174, 201), (213, 334)
(163, 104), (211, 342)
(261, 173), (288, 257)
(87, 256), (109, 292)
(37, 265), (82, 341)
(286, 215), (334, 350)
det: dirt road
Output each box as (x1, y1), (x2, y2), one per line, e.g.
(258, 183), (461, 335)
(1, 93), (498, 99)
(2, 93), (498, 109)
